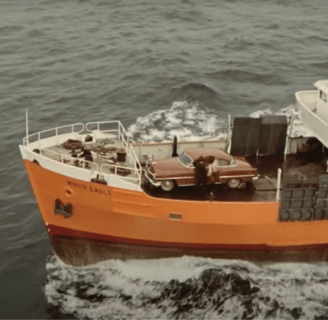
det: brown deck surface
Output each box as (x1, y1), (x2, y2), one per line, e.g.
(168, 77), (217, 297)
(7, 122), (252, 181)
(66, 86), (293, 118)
(40, 138), (140, 184)
(143, 155), (327, 202)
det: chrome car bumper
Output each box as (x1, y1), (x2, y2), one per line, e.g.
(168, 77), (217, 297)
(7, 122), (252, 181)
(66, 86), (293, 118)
(144, 167), (161, 187)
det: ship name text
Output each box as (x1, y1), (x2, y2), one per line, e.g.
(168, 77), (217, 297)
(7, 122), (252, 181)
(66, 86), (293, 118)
(66, 180), (111, 196)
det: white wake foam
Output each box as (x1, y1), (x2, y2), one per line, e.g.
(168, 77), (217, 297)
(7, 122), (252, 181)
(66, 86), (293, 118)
(45, 254), (328, 319)
(128, 101), (229, 142)
(128, 101), (313, 144)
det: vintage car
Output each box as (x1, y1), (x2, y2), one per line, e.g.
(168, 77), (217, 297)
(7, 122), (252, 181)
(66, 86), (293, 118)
(145, 148), (258, 191)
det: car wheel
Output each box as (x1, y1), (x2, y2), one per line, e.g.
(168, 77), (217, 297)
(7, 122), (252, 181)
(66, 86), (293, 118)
(227, 178), (241, 189)
(161, 180), (175, 192)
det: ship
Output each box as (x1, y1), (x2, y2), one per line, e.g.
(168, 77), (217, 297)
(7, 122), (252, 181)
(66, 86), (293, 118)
(19, 80), (328, 266)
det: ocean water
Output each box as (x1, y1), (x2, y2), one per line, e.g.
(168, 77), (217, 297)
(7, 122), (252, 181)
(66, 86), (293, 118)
(0, 0), (327, 318)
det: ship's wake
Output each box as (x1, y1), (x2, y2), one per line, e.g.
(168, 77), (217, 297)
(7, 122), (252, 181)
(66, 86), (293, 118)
(127, 101), (313, 143)
(128, 101), (229, 142)
(45, 254), (328, 319)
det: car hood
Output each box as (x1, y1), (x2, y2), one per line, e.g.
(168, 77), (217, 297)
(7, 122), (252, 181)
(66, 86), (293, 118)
(150, 158), (190, 178)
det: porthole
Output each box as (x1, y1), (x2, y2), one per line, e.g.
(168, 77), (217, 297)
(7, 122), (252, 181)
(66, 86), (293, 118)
(64, 187), (74, 198)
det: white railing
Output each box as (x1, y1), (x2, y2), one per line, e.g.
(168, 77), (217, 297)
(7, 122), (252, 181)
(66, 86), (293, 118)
(85, 120), (130, 147)
(99, 148), (142, 187)
(100, 163), (142, 186)
(85, 120), (141, 183)
(85, 120), (120, 134)
(23, 120), (142, 187)
(23, 123), (84, 146)
(42, 148), (99, 172)
(119, 122), (129, 147)
(127, 144), (141, 177)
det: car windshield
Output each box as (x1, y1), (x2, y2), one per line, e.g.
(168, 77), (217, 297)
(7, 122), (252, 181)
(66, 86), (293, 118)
(213, 155), (235, 167)
(230, 155), (237, 165)
(214, 159), (230, 166)
(178, 152), (193, 167)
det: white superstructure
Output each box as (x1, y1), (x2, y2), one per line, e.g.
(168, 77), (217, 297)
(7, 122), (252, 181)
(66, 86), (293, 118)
(295, 80), (328, 148)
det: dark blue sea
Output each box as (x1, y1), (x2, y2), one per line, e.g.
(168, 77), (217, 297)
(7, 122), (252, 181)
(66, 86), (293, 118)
(1, 0), (328, 318)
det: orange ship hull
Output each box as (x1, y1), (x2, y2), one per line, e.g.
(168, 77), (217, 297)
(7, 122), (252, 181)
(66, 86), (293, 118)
(25, 160), (328, 265)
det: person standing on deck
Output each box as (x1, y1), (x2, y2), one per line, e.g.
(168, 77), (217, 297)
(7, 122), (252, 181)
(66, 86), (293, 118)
(205, 156), (216, 185)
(193, 156), (207, 194)
(75, 146), (93, 168)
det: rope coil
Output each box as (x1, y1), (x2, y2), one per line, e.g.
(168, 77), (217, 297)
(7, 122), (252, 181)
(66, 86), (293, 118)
(110, 167), (131, 176)
(63, 139), (83, 150)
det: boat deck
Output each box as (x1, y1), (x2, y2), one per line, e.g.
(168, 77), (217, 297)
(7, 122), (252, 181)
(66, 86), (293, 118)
(39, 136), (141, 185)
(143, 155), (327, 202)
(35, 132), (328, 202)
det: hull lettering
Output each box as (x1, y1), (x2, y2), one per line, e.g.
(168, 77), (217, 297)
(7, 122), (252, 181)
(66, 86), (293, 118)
(67, 180), (110, 196)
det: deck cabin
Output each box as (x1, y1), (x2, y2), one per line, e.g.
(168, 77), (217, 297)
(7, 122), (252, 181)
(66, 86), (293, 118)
(296, 80), (328, 148)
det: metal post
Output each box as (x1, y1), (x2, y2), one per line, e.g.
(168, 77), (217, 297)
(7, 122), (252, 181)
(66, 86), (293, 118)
(227, 114), (231, 153)
(228, 114), (231, 140)
(284, 113), (294, 160)
(26, 109), (29, 144)
(276, 168), (282, 201)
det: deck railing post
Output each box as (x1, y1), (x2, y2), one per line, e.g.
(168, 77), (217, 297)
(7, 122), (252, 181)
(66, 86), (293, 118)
(284, 113), (294, 160)
(276, 168), (282, 201)
(25, 109), (29, 145)
(227, 114), (231, 153)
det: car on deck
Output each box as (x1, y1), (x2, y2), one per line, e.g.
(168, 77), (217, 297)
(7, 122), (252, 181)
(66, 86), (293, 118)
(144, 148), (258, 191)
